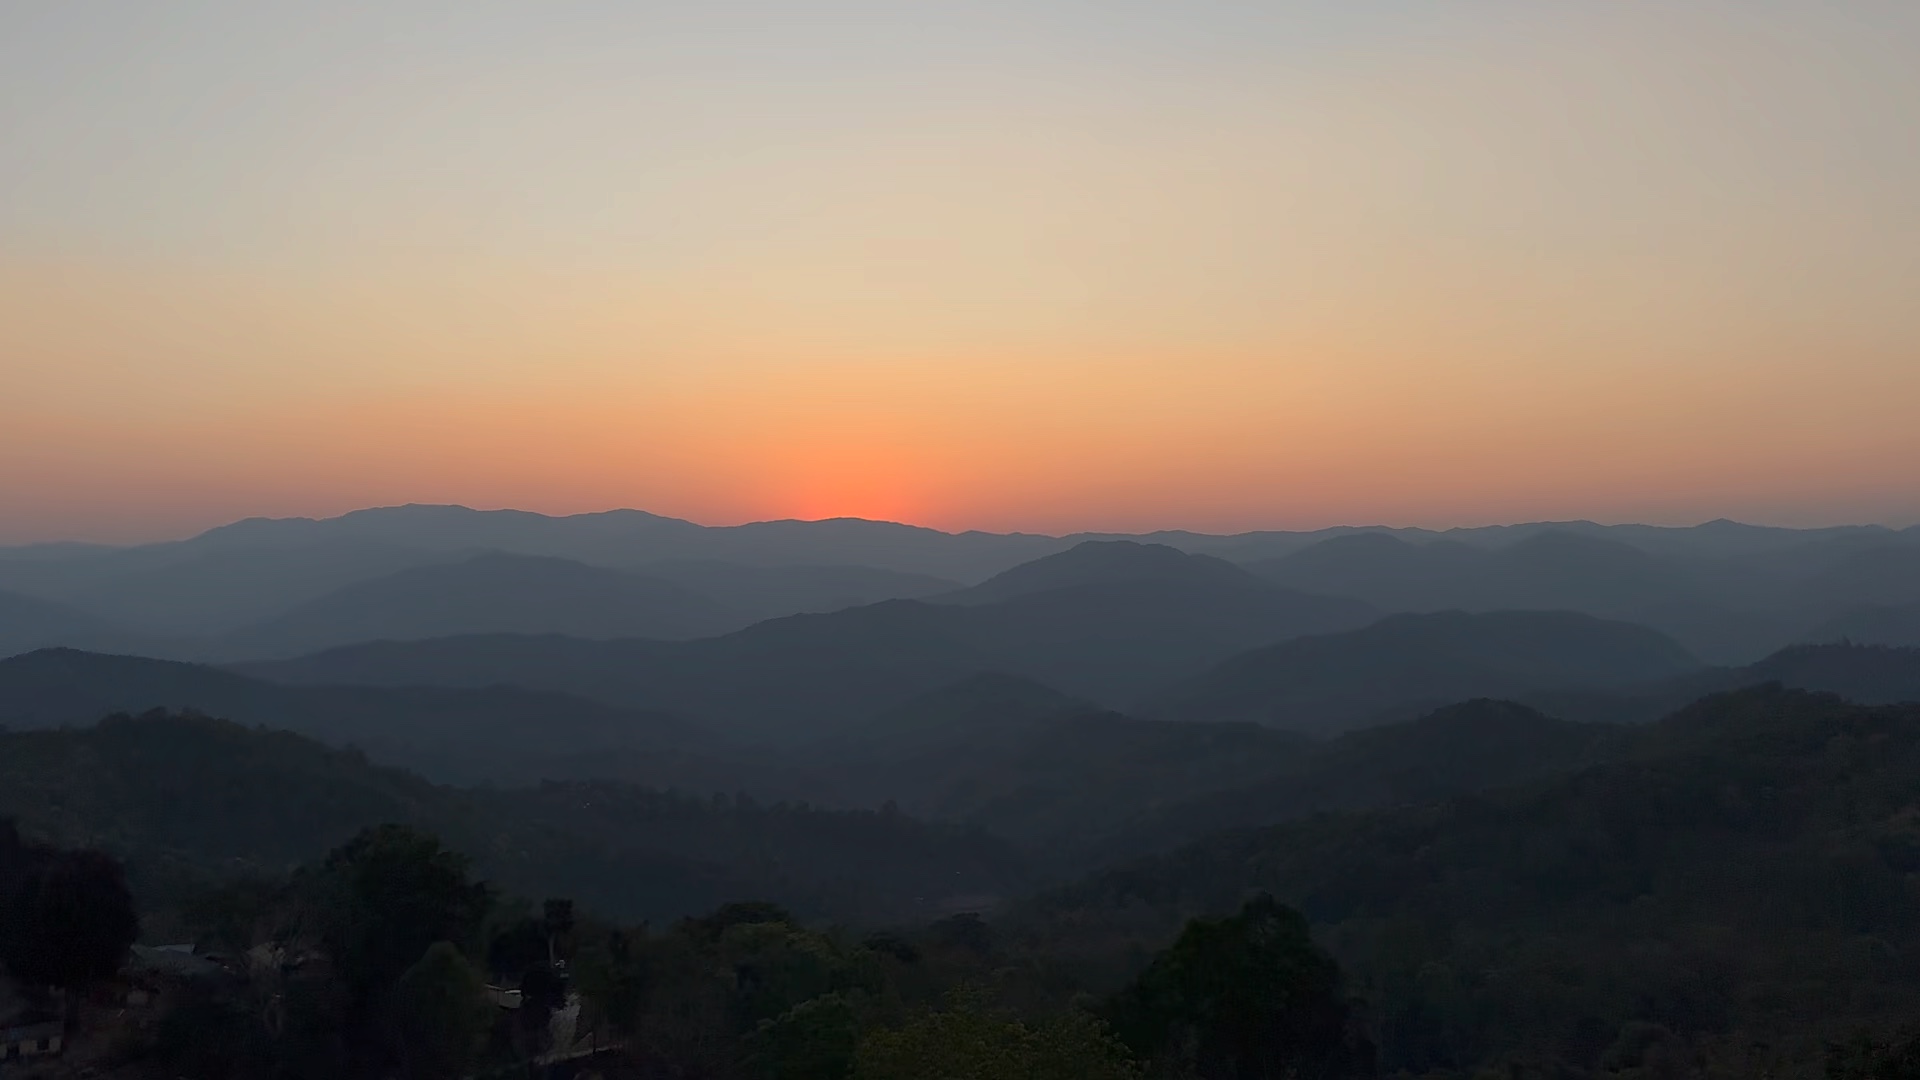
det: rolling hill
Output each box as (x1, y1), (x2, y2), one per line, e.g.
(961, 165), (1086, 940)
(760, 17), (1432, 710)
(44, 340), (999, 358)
(225, 551), (740, 656)
(0, 710), (1030, 925)
(1244, 530), (1786, 663)
(1016, 686), (1920, 1076)
(1145, 610), (1701, 733)
(1520, 641), (1920, 727)
(1803, 601), (1920, 647)
(0, 647), (713, 786)
(0, 538), (456, 637)
(632, 559), (962, 623)
(777, 674), (1317, 859)
(1111, 699), (1618, 857)
(236, 542), (1375, 740)
(142, 504), (1067, 581)
(940, 540), (1278, 605)
(0, 587), (161, 658)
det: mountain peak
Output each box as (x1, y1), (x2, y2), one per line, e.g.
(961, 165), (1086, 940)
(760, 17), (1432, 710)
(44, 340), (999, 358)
(946, 540), (1267, 605)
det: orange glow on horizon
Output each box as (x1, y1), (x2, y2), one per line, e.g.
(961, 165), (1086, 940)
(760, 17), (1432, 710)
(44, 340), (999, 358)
(2, 4), (1917, 542)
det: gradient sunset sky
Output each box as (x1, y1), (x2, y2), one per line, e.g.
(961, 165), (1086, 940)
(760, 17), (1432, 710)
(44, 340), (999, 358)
(3, 2), (1917, 543)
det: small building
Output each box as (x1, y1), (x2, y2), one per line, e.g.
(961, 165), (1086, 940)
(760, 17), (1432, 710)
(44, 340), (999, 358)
(0, 1019), (64, 1061)
(129, 943), (226, 981)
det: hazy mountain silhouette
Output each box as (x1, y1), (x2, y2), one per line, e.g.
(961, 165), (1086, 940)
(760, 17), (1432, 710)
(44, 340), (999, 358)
(1246, 529), (1807, 663)
(1785, 543), (1920, 610)
(940, 540), (1277, 604)
(1147, 610), (1701, 734)
(186, 504), (1065, 580)
(937, 547), (1376, 700)
(226, 551), (739, 656)
(823, 672), (1093, 756)
(0, 538), (453, 636)
(1512, 640), (1920, 730)
(633, 559), (962, 623)
(7, 507), (1912, 654)
(0, 647), (706, 785)
(0, 587), (162, 658)
(1745, 642), (1920, 704)
(235, 544), (1375, 738)
(1803, 602), (1920, 647)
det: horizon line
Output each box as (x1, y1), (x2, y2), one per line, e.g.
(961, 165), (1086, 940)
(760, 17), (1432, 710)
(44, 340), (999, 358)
(4, 502), (1914, 551)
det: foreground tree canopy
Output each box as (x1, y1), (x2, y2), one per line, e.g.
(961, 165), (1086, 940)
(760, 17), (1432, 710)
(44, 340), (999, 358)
(0, 820), (138, 993)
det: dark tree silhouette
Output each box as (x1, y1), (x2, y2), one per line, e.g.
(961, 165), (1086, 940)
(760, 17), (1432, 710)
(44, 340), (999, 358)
(388, 941), (494, 1080)
(0, 821), (138, 992)
(307, 825), (492, 1005)
(1109, 893), (1373, 1079)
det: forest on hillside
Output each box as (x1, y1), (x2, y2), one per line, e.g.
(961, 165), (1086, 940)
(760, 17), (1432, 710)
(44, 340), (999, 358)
(8, 685), (1920, 1078)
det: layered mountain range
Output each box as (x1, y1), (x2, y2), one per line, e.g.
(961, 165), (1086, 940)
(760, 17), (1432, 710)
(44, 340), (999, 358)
(5, 505), (1914, 666)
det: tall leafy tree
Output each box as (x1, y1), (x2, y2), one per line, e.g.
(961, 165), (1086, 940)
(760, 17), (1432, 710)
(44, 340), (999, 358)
(306, 825), (493, 1005)
(1108, 893), (1373, 1079)
(857, 991), (1140, 1080)
(0, 821), (138, 993)
(747, 992), (861, 1080)
(388, 941), (496, 1080)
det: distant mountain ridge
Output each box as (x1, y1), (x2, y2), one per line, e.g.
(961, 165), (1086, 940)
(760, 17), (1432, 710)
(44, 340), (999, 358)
(1804, 601), (1920, 647)
(1246, 526), (1920, 663)
(6, 502), (1909, 583)
(1147, 610), (1702, 734)
(3, 507), (1914, 664)
(0, 587), (162, 657)
(236, 542), (1376, 739)
(940, 540), (1277, 605)
(229, 551), (741, 656)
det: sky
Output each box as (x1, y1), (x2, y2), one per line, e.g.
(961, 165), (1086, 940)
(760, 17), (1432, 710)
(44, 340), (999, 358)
(3, 1), (1918, 543)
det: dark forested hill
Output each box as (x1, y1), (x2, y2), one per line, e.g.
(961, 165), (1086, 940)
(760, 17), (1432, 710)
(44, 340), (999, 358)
(226, 551), (741, 655)
(1146, 610), (1700, 734)
(1109, 699), (1618, 858)
(0, 648), (714, 786)
(0, 711), (1031, 925)
(785, 674), (1318, 861)
(1018, 686), (1920, 1077)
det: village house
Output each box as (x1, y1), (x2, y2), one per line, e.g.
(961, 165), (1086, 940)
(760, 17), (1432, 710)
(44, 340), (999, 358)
(0, 975), (62, 1063)
(0, 1019), (64, 1062)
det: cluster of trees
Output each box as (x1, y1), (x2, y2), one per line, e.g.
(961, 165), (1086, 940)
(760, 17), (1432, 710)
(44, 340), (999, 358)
(149, 826), (525, 1078)
(1020, 686), (1920, 1077)
(0, 710), (1029, 927)
(14, 681), (1920, 1077)
(0, 820), (139, 1000)
(128, 822), (1369, 1079)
